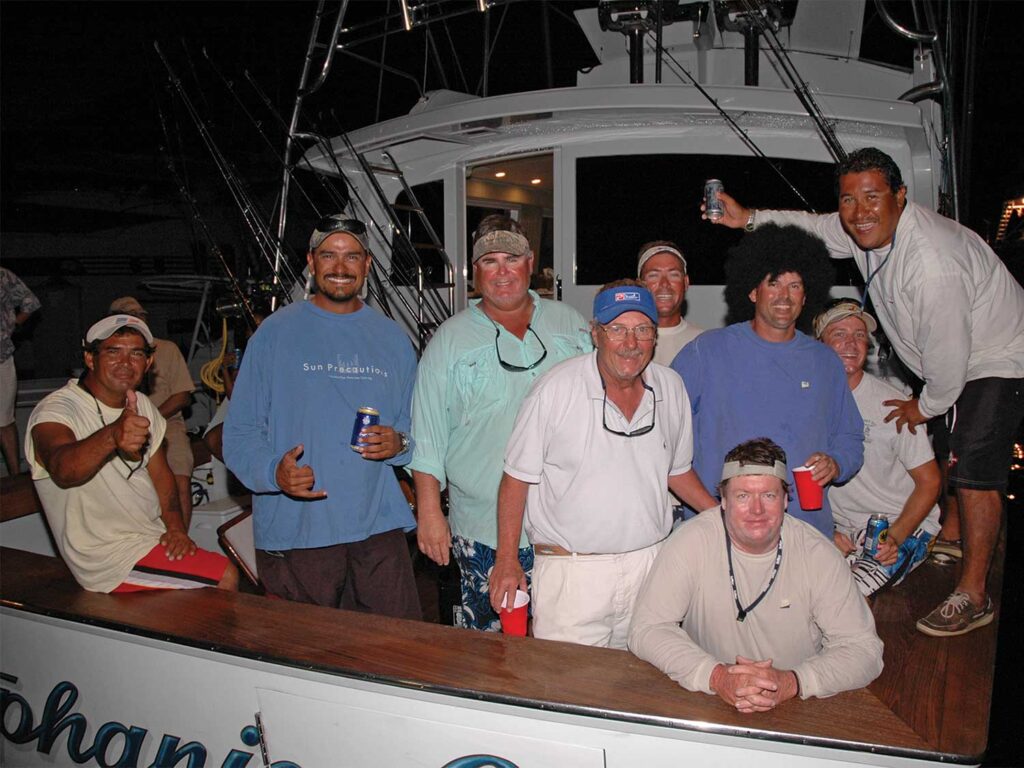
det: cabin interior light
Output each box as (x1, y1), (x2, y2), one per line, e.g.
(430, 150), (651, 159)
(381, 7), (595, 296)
(494, 171), (507, 178)
(531, 178), (542, 185)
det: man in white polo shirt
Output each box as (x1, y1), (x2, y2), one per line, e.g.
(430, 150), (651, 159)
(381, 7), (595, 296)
(489, 281), (717, 648)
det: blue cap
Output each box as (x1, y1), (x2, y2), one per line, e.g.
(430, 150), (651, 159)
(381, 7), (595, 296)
(593, 286), (658, 325)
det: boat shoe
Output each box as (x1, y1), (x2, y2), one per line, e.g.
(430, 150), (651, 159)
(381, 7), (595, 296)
(916, 591), (994, 637)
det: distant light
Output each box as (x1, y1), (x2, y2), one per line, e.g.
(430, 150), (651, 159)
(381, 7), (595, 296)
(494, 171), (506, 178)
(531, 178), (542, 185)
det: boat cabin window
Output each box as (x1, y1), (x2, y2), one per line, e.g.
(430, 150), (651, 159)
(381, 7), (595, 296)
(467, 155), (554, 297)
(575, 154), (859, 286)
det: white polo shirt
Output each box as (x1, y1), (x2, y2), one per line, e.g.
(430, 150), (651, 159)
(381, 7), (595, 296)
(504, 352), (694, 554)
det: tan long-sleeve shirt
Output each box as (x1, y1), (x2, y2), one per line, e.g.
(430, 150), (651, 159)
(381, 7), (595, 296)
(629, 511), (883, 699)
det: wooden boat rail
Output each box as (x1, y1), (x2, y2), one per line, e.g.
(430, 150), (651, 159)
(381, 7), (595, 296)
(0, 531), (1000, 764)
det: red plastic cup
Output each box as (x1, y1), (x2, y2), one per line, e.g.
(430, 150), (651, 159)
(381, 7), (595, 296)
(499, 589), (530, 636)
(792, 466), (823, 511)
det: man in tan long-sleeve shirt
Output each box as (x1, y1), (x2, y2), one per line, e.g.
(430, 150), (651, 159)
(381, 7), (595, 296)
(629, 438), (882, 713)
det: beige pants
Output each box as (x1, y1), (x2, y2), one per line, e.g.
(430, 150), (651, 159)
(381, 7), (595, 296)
(531, 541), (663, 649)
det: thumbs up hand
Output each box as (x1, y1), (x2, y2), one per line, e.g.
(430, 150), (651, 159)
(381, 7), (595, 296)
(113, 390), (150, 460)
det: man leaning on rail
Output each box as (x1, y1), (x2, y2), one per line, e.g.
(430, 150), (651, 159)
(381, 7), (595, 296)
(223, 215), (421, 619)
(629, 438), (883, 713)
(26, 314), (237, 593)
(489, 281), (717, 648)
(708, 147), (1024, 637)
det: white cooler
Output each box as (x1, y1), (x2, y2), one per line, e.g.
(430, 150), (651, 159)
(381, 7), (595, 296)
(189, 496), (247, 554)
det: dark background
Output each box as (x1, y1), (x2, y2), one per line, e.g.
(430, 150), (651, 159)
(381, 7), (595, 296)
(1, 5), (1022, 763)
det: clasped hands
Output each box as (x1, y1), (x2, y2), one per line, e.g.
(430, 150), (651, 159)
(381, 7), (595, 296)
(711, 656), (799, 713)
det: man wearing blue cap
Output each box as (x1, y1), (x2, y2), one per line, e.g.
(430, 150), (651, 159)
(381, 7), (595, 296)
(490, 280), (717, 648)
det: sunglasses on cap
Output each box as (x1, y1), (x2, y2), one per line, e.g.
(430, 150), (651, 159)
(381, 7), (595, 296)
(314, 216), (368, 236)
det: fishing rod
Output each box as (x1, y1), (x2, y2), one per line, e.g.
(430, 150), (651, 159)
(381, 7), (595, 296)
(243, 62), (451, 329)
(154, 42), (304, 300)
(241, 68), (351, 217)
(645, 33), (817, 212)
(738, 0), (847, 163)
(200, 46), (327, 221)
(153, 99), (259, 331)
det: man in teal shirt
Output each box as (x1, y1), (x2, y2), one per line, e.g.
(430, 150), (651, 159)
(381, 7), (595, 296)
(410, 215), (591, 630)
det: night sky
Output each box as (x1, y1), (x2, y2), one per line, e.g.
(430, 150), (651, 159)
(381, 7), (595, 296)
(1, 2), (1021, 236)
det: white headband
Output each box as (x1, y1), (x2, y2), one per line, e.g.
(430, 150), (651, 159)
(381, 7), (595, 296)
(721, 460), (788, 482)
(637, 245), (687, 276)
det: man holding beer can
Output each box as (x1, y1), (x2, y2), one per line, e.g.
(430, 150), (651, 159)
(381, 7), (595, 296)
(709, 147), (1024, 636)
(224, 215), (420, 619)
(814, 300), (941, 598)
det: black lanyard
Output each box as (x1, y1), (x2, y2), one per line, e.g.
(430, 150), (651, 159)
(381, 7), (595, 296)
(722, 510), (783, 622)
(861, 232), (896, 309)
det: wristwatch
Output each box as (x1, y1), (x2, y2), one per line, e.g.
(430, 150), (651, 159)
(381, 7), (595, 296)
(397, 431), (411, 455)
(744, 210), (757, 232)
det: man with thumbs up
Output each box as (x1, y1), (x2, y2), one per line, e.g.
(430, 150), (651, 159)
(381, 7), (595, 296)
(25, 314), (236, 592)
(223, 216), (420, 618)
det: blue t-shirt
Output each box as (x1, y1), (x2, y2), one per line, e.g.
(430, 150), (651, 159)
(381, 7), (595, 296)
(224, 301), (417, 550)
(671, 322), (863, 537)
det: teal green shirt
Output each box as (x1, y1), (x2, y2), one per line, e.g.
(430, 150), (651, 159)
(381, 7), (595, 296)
(410, 292), (592, 547)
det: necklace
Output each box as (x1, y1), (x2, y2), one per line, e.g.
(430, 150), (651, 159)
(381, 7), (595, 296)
(78, 380), (145, 480)
(861, 231), (896, 309)
(721, 510), (783, 622)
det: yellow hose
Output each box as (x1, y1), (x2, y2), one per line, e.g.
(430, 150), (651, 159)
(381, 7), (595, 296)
(200, 317), (230, 399)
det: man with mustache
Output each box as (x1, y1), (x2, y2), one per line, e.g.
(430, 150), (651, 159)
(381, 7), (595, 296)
(637, 240), (703, 366)
(224, 216), (421, 618)
(26, 314), (236, 593)
(710, 147), (1024, 636)
(671, 225), (863, 538)
(490, 281), (717, 647)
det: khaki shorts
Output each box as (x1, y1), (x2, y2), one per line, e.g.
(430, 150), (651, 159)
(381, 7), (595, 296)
(1, 357), (16, 426)
(163, 419), (195, 476)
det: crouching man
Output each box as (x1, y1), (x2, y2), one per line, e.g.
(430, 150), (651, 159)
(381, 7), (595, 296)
(26, 315), (237, 592)
(629, 438), (882, 713)
(815, 300), (941, 597)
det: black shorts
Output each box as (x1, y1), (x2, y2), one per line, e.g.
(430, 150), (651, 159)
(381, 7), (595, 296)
(931, 377), (1024, 491)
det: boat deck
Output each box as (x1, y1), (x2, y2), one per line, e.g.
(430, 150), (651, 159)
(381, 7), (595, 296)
(0, 519), (1001, 764)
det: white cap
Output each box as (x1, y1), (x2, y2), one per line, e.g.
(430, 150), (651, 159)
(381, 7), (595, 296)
(85, 314), (154, 345)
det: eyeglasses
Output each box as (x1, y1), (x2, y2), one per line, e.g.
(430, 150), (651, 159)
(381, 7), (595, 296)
(492, 321), (547, 372)
(314, 216), (367, 237)
(602, 381), (656, 438)
(597, 323), (657, 342)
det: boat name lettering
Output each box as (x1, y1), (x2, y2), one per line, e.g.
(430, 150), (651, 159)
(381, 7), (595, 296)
(1, 679), (300, 768)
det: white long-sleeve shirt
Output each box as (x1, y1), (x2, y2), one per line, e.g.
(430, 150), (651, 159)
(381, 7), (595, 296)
(758, 204), (1024, 417)
(629, 511), (883, 699)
